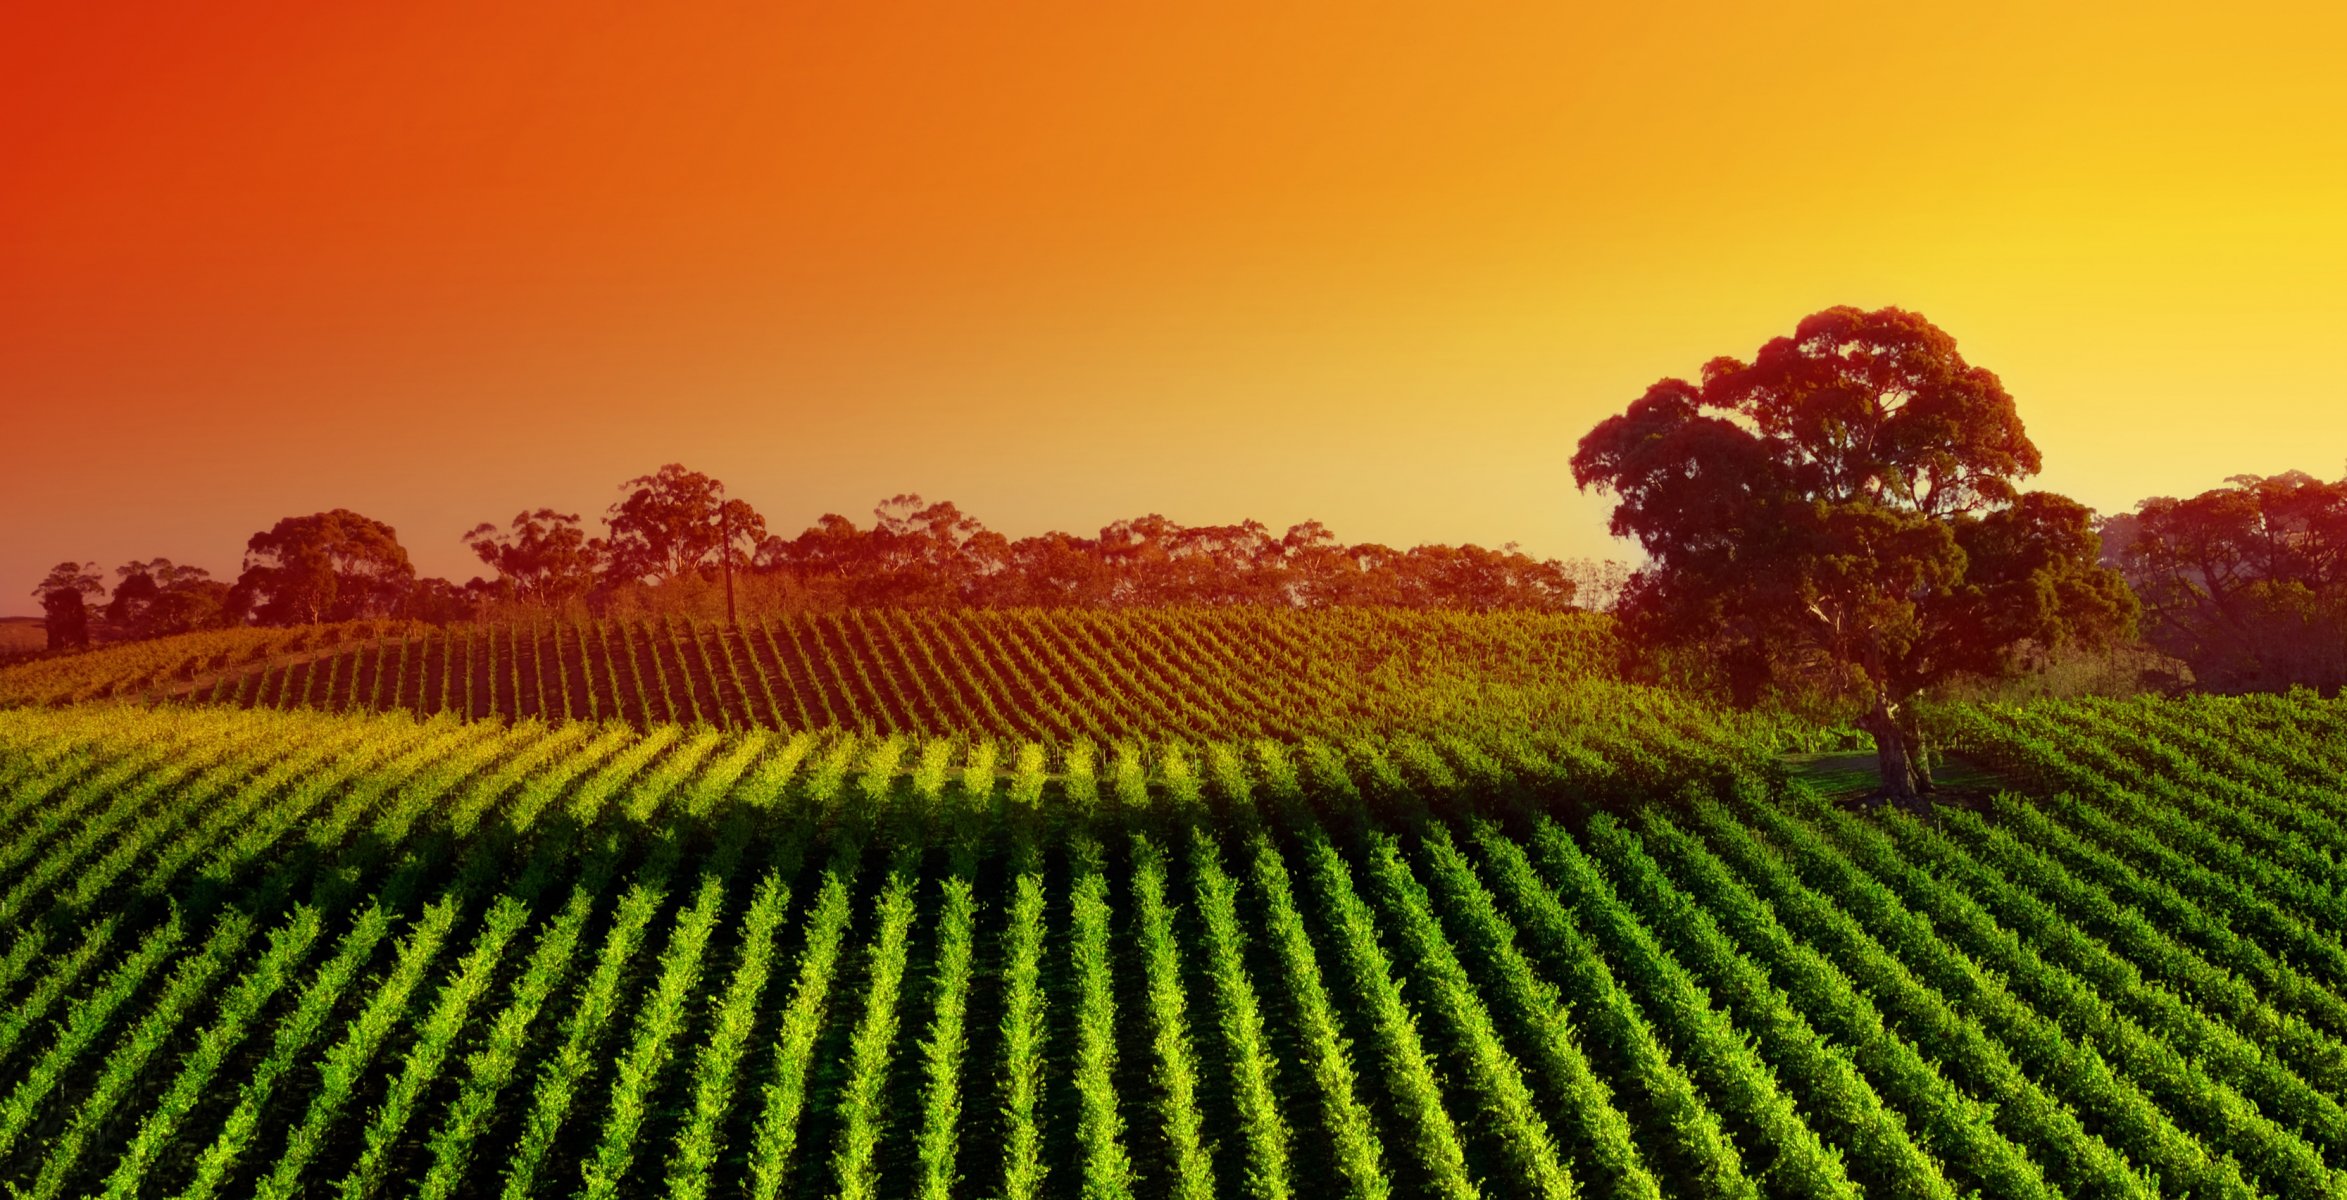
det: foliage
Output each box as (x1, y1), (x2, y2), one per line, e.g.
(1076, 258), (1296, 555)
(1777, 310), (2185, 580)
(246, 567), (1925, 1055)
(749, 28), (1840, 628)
(235, 508), (417, 625)
(2103, 468), (2347, 693)
(604, 463), (768, 587)
(0, 608), (1642, 745)
(102, 558), (220, 637)
(463, 509), (608, 607)
(1574, 305), (2135, 799)
(0, 690), (2344, 1197)
(764, 495), (1599, 610)
(35, 466), (1625, 674)
(32, 562), (102, 650)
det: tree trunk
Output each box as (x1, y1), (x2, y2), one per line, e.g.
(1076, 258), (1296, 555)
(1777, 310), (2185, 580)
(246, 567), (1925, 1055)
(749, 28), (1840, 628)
(1864, 686), (1926, 809)
(1904, 708), (1937, 793)
(1726, 642), (1770, 709)
(42, 592), (89, 650)
(720, 510), (740, 627)
(722, 551), (738, 626)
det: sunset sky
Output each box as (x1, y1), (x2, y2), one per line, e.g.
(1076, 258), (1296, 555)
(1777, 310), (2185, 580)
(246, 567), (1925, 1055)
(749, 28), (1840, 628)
(6, 1), (2345, 608)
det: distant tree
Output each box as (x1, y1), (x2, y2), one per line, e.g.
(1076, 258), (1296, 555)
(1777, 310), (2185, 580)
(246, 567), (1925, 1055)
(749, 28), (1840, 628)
(761, 512), (865, 583)
(868, 494), (1002, 605)
(397, 577), (477, 624)
(1096, 514), (1187, 604)
(1336, 543), (1410, 607)
(744, 494), (1592, 614)
(1279, 521), (1353, 606)
(1171, 520), (1285, 604)
(462, 509), (606, 607)
(1560, 558), (1633, 613)
(106, 566), (161, 627)
(1396, 543), (1577, 612)
(236, 510), (416, 625)
(33, 562), (103, 650)
(605, 464), (765, 621)
(106, 558), (213, 633)
(142, 579), (232, 636)
(1573, 305), (2135, 804)
(2104, 469), (2347, 692)
(997, 530), (1114, 606)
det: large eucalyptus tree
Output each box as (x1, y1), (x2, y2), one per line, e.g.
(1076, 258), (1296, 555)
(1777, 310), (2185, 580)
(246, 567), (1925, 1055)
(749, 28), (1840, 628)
(1573, 306), (2135, 802)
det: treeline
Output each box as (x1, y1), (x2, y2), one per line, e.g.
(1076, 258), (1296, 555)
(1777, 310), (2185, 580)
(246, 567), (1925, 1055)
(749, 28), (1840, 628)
(1606, 465), (2347, 706)
(30, 464), (1625, 648)
(2101, 468), (2347, 693)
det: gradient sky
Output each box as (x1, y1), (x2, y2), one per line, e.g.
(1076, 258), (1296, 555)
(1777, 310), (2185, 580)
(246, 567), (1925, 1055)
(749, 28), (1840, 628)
(6, 1), (2345, 610)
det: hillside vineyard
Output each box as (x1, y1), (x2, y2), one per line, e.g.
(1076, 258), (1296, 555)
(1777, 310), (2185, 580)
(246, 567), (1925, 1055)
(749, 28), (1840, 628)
(2, 689), (2346, 1198)
(0, 610), (1622, 743)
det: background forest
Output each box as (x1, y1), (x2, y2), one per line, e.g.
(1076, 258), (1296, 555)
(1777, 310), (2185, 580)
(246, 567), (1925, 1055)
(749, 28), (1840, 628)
(29, 461), (2347, 708)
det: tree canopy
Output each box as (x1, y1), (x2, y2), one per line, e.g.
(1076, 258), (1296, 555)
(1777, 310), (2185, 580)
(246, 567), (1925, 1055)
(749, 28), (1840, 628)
(748, 495), (1587, 610)
(106, 559), (223, 637)
(31, 562), (103, 650)
(29, 467), (1614, 647)
(234, 509), (416, 625)
(2103, 468), (2347, 693)
(1573, 305), (2135, 800)
(604, 464), (767, 587)
(462, 509), (605, 607)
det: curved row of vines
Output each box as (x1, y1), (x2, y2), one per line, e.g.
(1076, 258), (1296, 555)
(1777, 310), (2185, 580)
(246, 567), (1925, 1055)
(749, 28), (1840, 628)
(1, 689), (2342, 1197)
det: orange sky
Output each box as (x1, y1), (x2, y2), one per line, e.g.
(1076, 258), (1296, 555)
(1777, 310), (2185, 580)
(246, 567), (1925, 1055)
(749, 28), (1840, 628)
(6, 1), (2345, 607)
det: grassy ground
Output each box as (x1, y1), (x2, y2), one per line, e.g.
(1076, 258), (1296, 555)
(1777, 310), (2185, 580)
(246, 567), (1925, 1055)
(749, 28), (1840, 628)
(1782, 749), (2008, 805)
(0, 619), (44, 659)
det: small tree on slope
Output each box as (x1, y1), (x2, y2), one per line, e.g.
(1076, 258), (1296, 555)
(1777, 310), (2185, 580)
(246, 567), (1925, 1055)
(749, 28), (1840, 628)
(1572, 305), (2136, 804)
(33, 562), (103, 651)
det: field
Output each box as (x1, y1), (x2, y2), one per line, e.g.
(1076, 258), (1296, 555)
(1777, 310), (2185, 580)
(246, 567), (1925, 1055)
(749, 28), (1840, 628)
(0, 610), (1628, 744)
(2, 617), (2346, 1198)
(0, 619), (44, 662)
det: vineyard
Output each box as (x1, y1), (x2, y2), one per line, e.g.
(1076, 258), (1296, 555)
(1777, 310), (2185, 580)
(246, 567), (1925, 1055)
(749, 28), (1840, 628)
(0, 610), (1622, 743)
(2, 687), (2346, 1198)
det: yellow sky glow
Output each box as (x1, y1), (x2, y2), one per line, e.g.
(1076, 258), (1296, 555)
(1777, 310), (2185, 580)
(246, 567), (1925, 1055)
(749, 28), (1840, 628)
(2, 0), (2343, 597)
